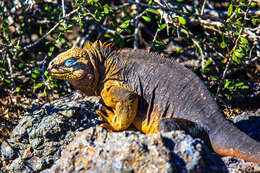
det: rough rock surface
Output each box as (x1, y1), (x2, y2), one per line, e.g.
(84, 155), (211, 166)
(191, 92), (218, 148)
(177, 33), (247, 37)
(0, 91), (102, 172)
(1, 91), (260, 172)
(43, 126), (226, 173)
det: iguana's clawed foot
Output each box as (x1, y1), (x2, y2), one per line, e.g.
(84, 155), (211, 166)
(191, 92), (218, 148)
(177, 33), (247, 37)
(96, 106), (114, 122)
(101, 123), (116, 131)
(96, 109), (115, 131)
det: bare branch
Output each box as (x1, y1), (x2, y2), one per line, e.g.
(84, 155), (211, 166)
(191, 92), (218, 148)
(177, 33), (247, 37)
(134, 0), (140, 49)
(20, 7), (80, 51)
(61, 0), (66, 26)
(201, 0), (207, 15)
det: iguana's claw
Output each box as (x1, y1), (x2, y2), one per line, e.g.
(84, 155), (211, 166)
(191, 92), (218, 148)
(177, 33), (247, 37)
(101, 123), (115, 131)
(96, 106), (114, 122)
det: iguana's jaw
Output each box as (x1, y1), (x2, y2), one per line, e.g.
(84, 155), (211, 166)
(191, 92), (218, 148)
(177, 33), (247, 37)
(47, 66), (85, 80)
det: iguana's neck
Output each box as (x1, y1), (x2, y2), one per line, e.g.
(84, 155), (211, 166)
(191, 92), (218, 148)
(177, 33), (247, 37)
(85, 44), (122, 94)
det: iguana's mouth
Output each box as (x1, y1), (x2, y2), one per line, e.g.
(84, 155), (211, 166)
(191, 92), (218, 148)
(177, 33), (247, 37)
(48, 68), (84, 80)
(49, 71), (71, 79)
(47, 68), (71, 79)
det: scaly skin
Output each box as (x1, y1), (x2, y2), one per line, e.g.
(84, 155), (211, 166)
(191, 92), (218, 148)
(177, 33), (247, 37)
(47, 41), (260, 164)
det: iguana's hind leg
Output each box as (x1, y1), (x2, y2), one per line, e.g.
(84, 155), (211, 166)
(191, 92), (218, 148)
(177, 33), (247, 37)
(97, 85), (138, 131)
(158, 118), (182, 132)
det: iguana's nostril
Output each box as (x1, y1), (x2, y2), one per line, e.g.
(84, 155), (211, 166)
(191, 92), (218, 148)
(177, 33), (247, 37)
(48, 62), (57, 69)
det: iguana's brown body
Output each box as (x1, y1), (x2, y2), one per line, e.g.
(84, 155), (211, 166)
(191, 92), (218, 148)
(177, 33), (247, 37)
(48, 41), (260, 164)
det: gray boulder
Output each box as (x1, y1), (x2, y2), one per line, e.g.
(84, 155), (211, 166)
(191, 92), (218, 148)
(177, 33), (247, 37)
(1, 91), (259, 172)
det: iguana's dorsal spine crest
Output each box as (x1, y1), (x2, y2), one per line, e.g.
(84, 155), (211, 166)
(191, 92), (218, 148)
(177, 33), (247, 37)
(83, 40), (114, 64)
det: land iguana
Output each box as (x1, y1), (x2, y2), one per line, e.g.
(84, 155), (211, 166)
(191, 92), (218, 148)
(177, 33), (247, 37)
(47, 41), (260, 164)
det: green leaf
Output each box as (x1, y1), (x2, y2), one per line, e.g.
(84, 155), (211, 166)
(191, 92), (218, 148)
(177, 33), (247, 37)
(104, 33), (112, 38)
(236, 18), (242, 25)
(225, 94), (232, 100)
(33, 68), (41, 74)
(31, 73), (37, 79)
(232, 54), (238, 63)
(204, 59), (212, 68)
(50, 46), (55, 51)
(18, 51), (24, 57)
(124, 28), (131, 34)
(120, 19), (130, 28)
(39, 26), (42, 35)
(55, 43), (61, 49)
(210, 76), (218, 81)
(155, 40), (165, 46)
(227, 4), (233, 16)
(251, 2), (257, 7)
(241, 85), (249, 89)
(176, 47), (182, 53)
(15, 87), (21, 93)
(48, 51), (53, 56)
(142, 16), (151, 22)
(235, 82), (244, 87)
(212, 37), (217, 42)
(148, 0), (153, 5)
(44, 87), (47, 96)
(158, 24), (167, 31)
(4, 79), (11, 84)
(87, 0), (98, 5)
(178, 17), (186, 25)
(18, 63), (24, 68)
(0, 67), (6, 71)
(44, 70), (49, 77)
(220, 41), (227, 48)
(147, 9), (160, 15)
(103, 4), (111, 14)
(224, 80), (231, 88)
(34, 82), (43, 89)
(234, 49), (244, 58)
(14, 45), (21, 50)
(235, 7), (241, 17)
(240, 37), (248, 44)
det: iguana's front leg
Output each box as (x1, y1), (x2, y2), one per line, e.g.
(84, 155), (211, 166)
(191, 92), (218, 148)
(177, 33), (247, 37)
(97, 84), (138, 131)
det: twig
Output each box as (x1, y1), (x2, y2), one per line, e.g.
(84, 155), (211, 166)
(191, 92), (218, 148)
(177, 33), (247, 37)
(114, 2), (131, 10)
(20, 7), (79, 51)
(118, 8), (149, 32)
(61, 0), (66, 26)
(134, 0), (140, 49)
(149, 11), (164, 50)
(200, 0), (207, 15)
(93, 21), (125, 39)
(191, 38), (206, 70)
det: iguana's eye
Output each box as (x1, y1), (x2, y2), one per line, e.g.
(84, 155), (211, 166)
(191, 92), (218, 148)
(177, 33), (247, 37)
(64, 58), (76, 66)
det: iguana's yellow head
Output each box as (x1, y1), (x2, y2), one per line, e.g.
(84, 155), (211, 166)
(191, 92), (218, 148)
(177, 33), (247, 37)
(48, 46), (90, 80)
(47, 41), (107, 95)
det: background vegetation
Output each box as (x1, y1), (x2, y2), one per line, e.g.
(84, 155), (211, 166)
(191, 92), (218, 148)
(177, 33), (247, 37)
(0, 0), (259, 143)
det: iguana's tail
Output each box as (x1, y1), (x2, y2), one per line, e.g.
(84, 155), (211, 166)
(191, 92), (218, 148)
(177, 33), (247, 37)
(208, 112), (260, 164)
